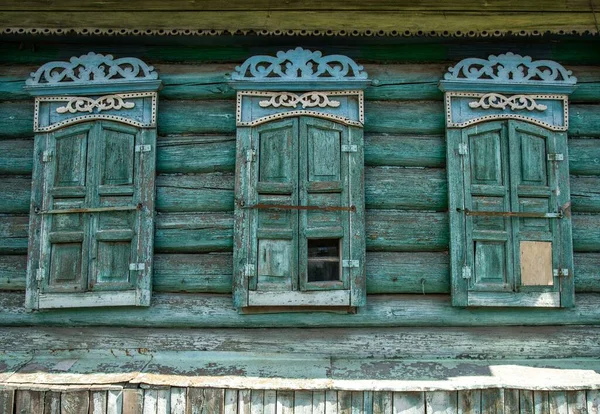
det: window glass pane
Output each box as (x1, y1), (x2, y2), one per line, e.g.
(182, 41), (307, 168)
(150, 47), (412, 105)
(307, 239), (340, 282)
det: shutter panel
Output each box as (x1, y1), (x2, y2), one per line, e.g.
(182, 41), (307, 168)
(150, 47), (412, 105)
(250, 118), (299, 295)
(27, 121), (155, 308)
(41, 123), (93, 295)
(299, 117), (348, 292)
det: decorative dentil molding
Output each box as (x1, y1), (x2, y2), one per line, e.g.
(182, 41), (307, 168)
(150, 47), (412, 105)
(232, 47), (368, 82)
(26, 52), (158, 86)
(443, 52), (576, 85)
(468, 93), (547, 112)
(258, 92), (341, 109)
(55, 94), (135, 114)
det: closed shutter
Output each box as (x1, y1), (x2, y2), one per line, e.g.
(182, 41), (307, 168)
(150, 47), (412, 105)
(28, 121), (155, 309)
(452, 119), (573, 307)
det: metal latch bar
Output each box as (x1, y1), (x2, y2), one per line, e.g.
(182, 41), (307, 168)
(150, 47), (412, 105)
(248, 204), (356, 213)
(129, 263), (145, 271)
(38, 205), (140, 215)
(460, 209), (562, 219)
(342, 260), (359, 268)
(135, 145), (151, 153)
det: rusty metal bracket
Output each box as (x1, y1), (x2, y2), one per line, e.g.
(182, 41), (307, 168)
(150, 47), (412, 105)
(459, 208), (562, 219)
(247, 203), (356, 212)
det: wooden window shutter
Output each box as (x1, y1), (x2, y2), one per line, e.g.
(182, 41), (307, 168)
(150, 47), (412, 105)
(24, 53), (161, 309)
(230, 48), (369, 309)
(440, 53), (576, 308)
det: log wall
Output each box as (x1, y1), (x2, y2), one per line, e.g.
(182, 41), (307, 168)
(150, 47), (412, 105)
(0, 39), (599, 326)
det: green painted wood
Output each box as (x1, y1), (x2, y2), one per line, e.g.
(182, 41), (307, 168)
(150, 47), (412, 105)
(569, 138), (600, 175)
(154, 212), (234, 253)
(504, 389), (519, 413)
(277, 391), (293, 414)
(520, 390), (534, 414)
(534, 391), (550, 414)
(313, 390), (326, 414)
(425, 391), (456, 414)
(457, 390), (481, 414)
(372, 392), (392, 414)
(0, 254), (27, 290)
(156, 173), (234, 213)
(566, 391), (586, 413)
(15, 390), (44, 414)
(153, 253), (232, 293)
(0, 214), (28, 254)
(572, 214), (600, 252)
(0, 138), (33, 174)
(570, 176), (600, 213)
(587, 390), (600, 413)
(158, 100), (236, 136)
(394, 391), (424, 413)
(43, 391), (61, 414)
(61, 391), (89, 414)
(365, 167), (447, 211)
(224, 390), (238, 414)
(548, 391), (567, 414)
(294, 391), (312, 414)
(480, 389), (503, 414)
(364, 135), (445, 168)
(0, 390), (15, 414)
(89, 391), (107, 414)
(157, 135), (236, 174)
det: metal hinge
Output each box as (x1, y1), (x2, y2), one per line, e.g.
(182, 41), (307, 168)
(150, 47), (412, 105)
(341, 144), (358, 153)
(129, 263), (145, 271)
(243, 264), (256, 277)
(135, 145), (152, 153)
(462, 266), (472, 279)
(458, 143), (468, 155)
(547, 153), (564, 161)
(553, 268), (570, 277)
(42, 150), (53, 162)
(342, 260), (360, 268)
(246, 149), (256, 162)
(35, 268), (44, 282)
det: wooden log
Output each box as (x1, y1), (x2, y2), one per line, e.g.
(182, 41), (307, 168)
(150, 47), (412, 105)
(158, 100), (236, 136)
(0, 254), (27, 291)
(570, 176), (600, 213)
(5, 326), (600, 360)
(0, 214), (28, 254)
(365, 167), (447, 211)
(3, 291), (600, 328)
(0, 176), (31, 214)
(569, 138), (600, 176)
(153, 253), (232, 293)
(157, 135), (235, 174)
(572, 214), (600, 252)
(457, 389), (481, 414)
(156, 173), (234, 213)
(154, 212), (234, 253)
(480, 389), (503, 414)
(61, 391), (89, 414)
(0, 101), (33, 138)
(364, 135), (445, 168)
(0, 138), (33, 174)
(15, 390), (44, 414)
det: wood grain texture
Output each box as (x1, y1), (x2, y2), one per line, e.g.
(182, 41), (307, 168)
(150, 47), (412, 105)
(2, 292), (600, 327)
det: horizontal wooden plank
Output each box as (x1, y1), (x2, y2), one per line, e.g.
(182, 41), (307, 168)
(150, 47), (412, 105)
(0, 11), (597, 35)
(156, 173), (234, 212)
(2, 0), (598, 12)
(365, 167), (447, 211)
(0, 176), (30, 213)
(571, 176), (600, 213)
(2, 211), (599, 256)
(153, 253), (232, 293)
(2, 291), (600, 327)
(0, 138), (33, 175)
(569, 138), (600, 175)
(0, 255), (26, 291)
(2, 251), (598, 294)
(157, 135), (235, 174)
(364, 135), (446, 168)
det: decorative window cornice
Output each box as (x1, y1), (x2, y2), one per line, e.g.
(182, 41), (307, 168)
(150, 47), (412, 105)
(25, 52), (161, 96)
(439, 52), (577, 95)
(230, 47), (370, 91)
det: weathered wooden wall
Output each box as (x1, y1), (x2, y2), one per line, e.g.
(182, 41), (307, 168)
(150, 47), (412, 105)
(0, 39), (599, 327)
(2, 387), (600, 414)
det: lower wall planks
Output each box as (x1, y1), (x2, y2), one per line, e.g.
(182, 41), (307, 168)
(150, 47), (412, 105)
(1, 387), (598, 414)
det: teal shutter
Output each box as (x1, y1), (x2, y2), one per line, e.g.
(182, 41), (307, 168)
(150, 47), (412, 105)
(449, 120), (573, 307)
(27, 121), (156, 309)
(234, 116), (365, 308)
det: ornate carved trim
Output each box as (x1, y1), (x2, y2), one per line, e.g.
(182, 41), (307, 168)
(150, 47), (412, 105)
(443, 52), (576, 85)
(236, 90), (364, 127)
(1, 27), (598, 38)
(33, 92), (157, 132)
(55, 94), (135, 114)
(445, 92), (569, 131)
(468, 93), (547, 111)
(232, 47), (367, 82)
(258, 92), (341, 109)
(26, 52), (158, 87)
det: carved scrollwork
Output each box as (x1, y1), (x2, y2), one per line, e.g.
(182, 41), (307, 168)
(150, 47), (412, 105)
(232, 47), (368, 82)
(468, 93), (548, 111)
(55, 94), (136, 114)
(26, 52), (158, 86)
(258, 92), (341, 109)
(444, 52), (577, 84)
